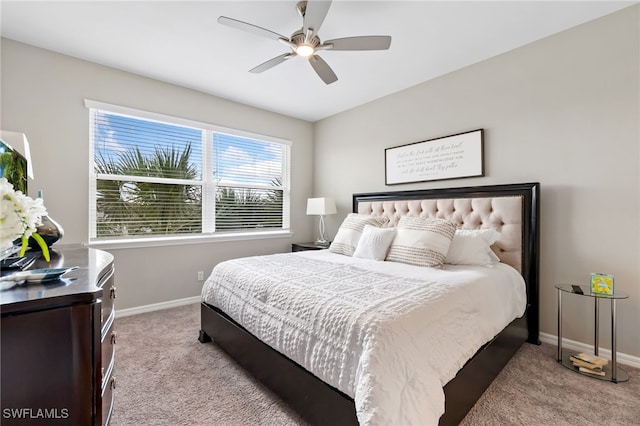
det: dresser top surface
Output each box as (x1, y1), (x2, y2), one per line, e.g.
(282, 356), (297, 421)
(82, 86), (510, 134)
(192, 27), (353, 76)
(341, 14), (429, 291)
(0, 245), (114, 310)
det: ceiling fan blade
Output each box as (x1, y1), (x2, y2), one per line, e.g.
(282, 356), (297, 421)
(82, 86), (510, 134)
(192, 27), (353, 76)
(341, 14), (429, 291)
(309, 55), (338, 85)
(323, 35), (392, 51)
(249, 53), (294, 74)
(303, 1), (332, 37)
(218, 16), (287, 41)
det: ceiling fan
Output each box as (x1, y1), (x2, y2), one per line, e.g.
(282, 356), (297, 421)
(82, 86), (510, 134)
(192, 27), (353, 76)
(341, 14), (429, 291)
(218, 0), (392, 85)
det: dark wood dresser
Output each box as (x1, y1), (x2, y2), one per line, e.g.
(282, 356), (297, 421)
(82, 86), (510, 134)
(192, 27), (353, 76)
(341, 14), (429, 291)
(0, 245), (116, 425)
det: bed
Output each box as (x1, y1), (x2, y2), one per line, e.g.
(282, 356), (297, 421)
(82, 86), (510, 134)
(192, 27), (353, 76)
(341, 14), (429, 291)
(199, 182), (540, 425)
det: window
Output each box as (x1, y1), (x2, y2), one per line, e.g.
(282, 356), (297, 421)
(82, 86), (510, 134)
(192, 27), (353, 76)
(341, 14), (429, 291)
(87, 100), (290, 245)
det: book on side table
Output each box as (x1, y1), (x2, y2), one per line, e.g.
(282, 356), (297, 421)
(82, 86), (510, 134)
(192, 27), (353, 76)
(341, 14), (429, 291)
(569, 353), (608, 376)
(578, 366), (606, 376)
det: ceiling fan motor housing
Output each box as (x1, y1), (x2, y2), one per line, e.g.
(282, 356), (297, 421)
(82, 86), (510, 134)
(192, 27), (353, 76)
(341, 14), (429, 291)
(291, 30), (321, 49)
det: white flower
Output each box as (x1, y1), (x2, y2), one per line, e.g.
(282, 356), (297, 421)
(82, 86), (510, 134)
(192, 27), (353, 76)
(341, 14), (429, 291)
(0, 177), (48, 252)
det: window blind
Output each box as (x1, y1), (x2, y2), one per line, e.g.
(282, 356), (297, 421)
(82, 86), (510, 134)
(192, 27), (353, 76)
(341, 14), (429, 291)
(88, 101), (290, 241)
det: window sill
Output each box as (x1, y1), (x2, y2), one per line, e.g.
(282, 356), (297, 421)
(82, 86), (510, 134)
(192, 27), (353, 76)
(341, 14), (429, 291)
(85, 230), (294, 250)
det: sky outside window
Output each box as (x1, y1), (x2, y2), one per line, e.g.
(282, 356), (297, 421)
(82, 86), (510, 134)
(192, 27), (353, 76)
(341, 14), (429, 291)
(94, 111), (202, 179)
(95, 111), (282, 187)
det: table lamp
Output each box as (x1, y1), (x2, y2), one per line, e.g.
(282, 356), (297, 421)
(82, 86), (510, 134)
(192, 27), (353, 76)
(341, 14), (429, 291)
(306, 197), (337, 246)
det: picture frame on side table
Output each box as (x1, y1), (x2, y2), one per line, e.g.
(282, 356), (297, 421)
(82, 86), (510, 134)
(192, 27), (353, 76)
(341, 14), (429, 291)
(590, 273), (614, 295)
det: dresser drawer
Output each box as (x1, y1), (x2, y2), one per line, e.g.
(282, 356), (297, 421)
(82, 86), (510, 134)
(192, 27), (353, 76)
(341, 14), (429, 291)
(101, 330), (115, 426)
(101, 317), (116, 386)
(100, 268), (116, 333)
(101, 372), (115, 426)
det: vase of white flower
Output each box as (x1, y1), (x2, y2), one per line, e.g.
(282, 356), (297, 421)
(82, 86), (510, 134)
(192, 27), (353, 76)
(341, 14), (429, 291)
(0, 177), (51, 261)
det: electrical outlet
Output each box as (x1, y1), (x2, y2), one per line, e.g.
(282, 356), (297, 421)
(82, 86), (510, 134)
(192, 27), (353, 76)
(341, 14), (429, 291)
(197, 271), (204, 281)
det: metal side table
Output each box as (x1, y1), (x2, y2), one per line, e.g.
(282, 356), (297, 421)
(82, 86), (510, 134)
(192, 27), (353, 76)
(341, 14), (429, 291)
(556, 284), (629, 383)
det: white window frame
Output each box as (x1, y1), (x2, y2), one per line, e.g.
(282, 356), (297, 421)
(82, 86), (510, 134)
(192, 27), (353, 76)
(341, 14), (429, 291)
(85, 99), (292, 249)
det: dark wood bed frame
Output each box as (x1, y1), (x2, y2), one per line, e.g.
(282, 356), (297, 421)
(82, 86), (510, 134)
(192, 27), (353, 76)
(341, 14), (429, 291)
(199, 182), (540, 425)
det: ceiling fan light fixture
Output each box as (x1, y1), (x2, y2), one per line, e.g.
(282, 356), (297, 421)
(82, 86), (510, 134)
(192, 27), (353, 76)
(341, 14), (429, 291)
(295, 44), (315, 57)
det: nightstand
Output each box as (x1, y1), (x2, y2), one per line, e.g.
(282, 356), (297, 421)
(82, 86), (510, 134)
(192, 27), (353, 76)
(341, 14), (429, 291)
(556, 284), (629, 383)
(292, 242), (330, 252)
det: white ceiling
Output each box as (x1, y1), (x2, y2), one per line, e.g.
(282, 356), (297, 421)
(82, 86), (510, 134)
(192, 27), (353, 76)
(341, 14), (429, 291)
(1, 1), (635, 122)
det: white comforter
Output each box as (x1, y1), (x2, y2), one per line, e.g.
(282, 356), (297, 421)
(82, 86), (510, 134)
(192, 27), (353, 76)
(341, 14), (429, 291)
(201, 250), (526, 426)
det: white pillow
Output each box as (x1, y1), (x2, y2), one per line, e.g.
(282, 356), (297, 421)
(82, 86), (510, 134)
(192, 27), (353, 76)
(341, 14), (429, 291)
(385, 216), (457, 268)
(353, 225), (396, 261)
(445, 228), (501, 266)
(329, 214), (389, 256)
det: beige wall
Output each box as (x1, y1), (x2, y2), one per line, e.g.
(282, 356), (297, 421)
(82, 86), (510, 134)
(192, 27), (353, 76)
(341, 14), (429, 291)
(314, 6), (640, 357)
(0, 38), (315, 310)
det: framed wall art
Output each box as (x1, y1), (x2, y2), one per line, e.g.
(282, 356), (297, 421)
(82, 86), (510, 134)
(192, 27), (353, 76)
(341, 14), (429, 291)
(385, 129), (484, 185)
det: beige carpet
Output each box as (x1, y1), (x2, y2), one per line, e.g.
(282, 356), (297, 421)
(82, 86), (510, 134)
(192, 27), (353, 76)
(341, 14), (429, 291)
(110, 303), (640, 426)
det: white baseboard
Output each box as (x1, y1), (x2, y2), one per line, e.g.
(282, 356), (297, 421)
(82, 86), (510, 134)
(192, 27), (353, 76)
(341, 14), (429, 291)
(540, 332), (640, 369)
(116, 296), (200, 318)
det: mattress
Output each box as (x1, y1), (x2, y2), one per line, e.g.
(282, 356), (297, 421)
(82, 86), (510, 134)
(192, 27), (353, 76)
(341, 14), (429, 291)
(201, 250), (526, 425)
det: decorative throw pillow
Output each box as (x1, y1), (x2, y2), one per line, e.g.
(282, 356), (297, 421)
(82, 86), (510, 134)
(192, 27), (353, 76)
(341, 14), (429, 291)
(445, 229), (501, 266)
(329, 214), (389, 256)
(386, 216), (457, 267)
(353, 225), (397, 261)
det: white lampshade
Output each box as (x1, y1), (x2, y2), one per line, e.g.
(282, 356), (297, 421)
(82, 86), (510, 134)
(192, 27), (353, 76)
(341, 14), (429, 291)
(306, 197), (337, 216)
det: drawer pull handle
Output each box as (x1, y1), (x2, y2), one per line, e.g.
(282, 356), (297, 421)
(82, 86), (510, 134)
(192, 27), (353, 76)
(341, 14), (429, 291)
(101, 367), (104, 381)
(111, 332), (117, 344)
(110, 287), (117, 299)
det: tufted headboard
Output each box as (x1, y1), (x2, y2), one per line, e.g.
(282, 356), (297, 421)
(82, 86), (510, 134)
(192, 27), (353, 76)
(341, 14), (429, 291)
(357, 196), (523, 272)
(353, 182), (540, 343)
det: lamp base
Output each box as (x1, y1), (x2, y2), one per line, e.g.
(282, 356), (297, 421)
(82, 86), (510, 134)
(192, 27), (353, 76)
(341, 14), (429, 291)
(315, 239), (331, 247)
(316, 215), (331, 247)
